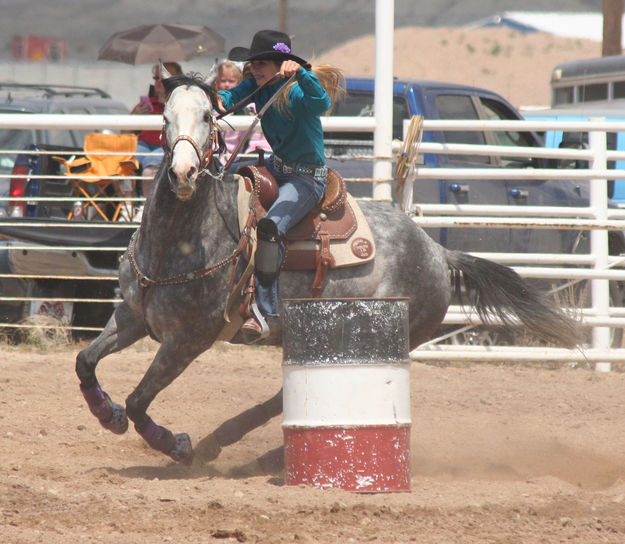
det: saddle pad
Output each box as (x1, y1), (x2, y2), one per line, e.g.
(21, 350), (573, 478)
(236, 174), (375, 268)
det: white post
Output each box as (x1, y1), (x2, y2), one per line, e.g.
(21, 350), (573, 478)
(588, 121), (611, 372)
(372, 0), (394, 201)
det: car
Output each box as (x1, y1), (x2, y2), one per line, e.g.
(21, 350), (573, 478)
(0, 82), (129, 217)
(0, 83), (130, 331)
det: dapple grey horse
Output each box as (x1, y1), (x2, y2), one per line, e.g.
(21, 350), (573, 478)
(75, 74), (579, 466)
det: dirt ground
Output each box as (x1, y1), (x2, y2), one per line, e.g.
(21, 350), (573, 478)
(2, 339), (625, 543)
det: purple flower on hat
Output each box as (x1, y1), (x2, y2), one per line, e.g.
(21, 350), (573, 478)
(273, 42), (291, 54)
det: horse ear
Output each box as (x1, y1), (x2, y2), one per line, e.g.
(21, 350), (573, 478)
(205, 60), (219, 88)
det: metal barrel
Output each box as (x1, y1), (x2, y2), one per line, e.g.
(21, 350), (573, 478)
(282, 297), (411, 492)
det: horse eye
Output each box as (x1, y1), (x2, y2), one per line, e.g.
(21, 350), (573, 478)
(203, 111), (212, 123)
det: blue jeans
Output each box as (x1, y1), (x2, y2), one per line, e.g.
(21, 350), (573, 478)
(136, 140), (164, 169)
(255, 156), (326, 317)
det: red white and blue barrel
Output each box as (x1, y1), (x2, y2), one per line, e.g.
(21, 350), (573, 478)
(282, 298), (411, 492)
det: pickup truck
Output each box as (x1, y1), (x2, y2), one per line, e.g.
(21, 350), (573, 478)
(325, 78), (625, 257)
(0, 83), (131, 331)
(1, 78), (623, 340)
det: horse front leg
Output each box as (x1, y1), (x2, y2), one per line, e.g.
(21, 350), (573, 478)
(125, 339), (206, 465)
(76, 302), (148, 435)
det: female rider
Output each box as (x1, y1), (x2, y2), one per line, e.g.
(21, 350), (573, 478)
(216, 29), (344, 342)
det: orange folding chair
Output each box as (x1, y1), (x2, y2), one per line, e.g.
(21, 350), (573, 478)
(56, 133), (139, 221)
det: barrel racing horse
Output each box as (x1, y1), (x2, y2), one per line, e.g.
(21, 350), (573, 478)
(75, 74), (580, 466)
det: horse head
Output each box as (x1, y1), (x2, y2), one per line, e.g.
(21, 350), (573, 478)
(162, 75), (220, 200)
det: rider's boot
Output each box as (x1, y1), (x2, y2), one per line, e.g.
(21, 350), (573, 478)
(240, 218), (281, 343)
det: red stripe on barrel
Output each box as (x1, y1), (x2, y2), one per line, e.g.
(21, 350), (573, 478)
(284, 425), (411, 492)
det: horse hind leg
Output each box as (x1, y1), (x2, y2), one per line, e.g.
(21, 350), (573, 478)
(76, 302), (148, 434)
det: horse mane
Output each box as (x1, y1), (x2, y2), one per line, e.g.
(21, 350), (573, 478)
(163, 73), (219, 108)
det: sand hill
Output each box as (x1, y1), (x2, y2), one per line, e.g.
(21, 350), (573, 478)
(316, 27), (605, 108)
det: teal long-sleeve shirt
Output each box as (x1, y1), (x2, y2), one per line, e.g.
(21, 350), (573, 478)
(218, 68), (331, 166)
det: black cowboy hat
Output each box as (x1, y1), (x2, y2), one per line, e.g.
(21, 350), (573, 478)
(228, 29), (308, 66)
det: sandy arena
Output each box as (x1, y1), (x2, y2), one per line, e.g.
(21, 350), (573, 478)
(1, 25), (624, 543)
(2, 339), (625, 543)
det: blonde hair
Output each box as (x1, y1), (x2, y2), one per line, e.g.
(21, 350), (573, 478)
(244, 61), (345, 115)
(217, 61), (242, 82)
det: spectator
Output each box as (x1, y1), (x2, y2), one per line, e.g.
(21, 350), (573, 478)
(213, 60), (271, 168)
(130, 61), (183, 199)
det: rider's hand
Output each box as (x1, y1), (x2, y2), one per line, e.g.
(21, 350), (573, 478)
(280, 60), (302, 78)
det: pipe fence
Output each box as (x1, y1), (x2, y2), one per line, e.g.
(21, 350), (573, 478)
(0, 114), (624, 369)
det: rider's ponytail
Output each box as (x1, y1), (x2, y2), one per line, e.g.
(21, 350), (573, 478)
(274, 63), (345, 115)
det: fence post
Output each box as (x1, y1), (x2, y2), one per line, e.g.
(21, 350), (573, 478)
(589, 119), (611, 372)
(372, 0), (394, 201)
(281, 298), (411, 492)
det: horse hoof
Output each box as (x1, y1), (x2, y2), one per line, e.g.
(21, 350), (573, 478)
(101, 402), (128, 435)
(168, 433), (194, 465)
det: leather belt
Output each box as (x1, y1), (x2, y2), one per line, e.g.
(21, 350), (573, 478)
(273, 155), (327, 177)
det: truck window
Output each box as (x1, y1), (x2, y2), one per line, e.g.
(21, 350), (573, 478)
(554, 86), (574, 106)
(580, 83), (608, 102)
(479, 97), (539, 168)
(0, 128), (35, 175)
(324, 90), (410, 164)
(435, 94), (489, 165)
(48, 106), (89, 147)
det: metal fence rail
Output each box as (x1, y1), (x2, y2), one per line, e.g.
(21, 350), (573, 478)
(0, 114), (623, 369)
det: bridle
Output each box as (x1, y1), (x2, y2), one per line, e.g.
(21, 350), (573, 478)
(162, 122), (220, 176)
(127, 75), (293, 337)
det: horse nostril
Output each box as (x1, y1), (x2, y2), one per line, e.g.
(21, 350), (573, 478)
(187, 166), (197, 181)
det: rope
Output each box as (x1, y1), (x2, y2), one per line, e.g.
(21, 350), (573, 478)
(395, 115), (424, 210)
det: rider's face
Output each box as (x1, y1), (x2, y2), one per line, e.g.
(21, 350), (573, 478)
(250, 60), (280, 85)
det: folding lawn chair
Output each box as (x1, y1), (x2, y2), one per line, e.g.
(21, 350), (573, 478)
(55, 132), (139, 221)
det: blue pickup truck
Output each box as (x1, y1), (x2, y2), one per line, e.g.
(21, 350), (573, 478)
(325, 78), (621, 257)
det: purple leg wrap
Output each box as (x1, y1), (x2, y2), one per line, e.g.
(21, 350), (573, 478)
(80, 383), (113, 422)
(136, 419), (176, 454)
(80, 383), (128, 434)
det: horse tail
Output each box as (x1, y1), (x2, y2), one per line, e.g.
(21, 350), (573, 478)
(444, 250), (581, 348)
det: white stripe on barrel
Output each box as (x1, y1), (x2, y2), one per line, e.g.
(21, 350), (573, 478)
(282, 298), (411, 492)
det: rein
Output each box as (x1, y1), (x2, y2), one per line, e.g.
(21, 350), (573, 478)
(220, 73), (296, 172)
(126, 74), (291, 330)
(215, 73), (282, 120)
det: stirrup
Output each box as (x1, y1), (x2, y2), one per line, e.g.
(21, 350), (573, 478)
(241, 302), (270, 344)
